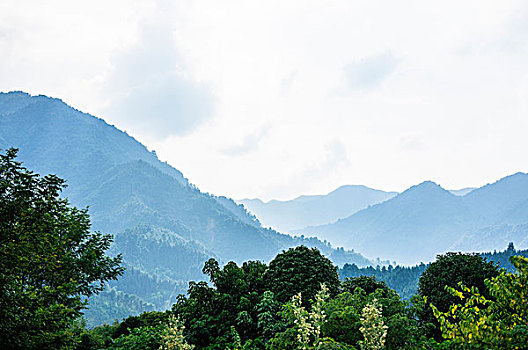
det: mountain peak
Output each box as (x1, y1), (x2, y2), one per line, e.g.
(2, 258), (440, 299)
(402, 180), (448, 195)
(502, 172), (528, 181)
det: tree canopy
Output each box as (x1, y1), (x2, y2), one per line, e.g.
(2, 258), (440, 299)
(263, 246), (340, 307)
(417, 252), (499, 340)
(433, 255), (528, 349)
(0, 148), (124, 349)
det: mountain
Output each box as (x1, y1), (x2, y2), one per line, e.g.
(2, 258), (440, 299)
(297, 182), (477, 264)
(449, 187), (475, 196)
(299, 176), (528, 265)
(462, 172), (528, 226)
(238, 185), (397, 232)
(0, 91), (372, 324)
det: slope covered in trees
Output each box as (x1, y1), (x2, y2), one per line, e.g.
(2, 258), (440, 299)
(340, 244), (528, 301)
(0, 91), (372, 325)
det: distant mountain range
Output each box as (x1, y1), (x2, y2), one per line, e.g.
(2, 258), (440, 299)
(0, 91), (372, 325)
(238, 186), (397, 232)
(239, 186), (477, 234)
(296, 175), (528, 265)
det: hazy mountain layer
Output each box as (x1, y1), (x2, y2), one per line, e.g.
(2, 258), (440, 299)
(299, 176), (528, 265)
(449, 187), (476, 196)
(239, 185), (397, 232)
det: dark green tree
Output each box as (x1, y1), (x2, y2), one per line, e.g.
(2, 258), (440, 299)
(174, 258), (268, 348)
(341, 276), (391, 296)
(0, 148), (124, 349)
(263, 246), (340, 306)
(417, 252), (499, 340)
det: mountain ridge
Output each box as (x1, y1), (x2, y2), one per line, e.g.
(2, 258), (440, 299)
(238, 184), (397, 232)
(0, 91), (373, 325)
(298, 175), (528, 265)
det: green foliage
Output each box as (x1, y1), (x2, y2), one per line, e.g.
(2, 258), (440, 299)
(341, 276), (391, 296)
(269, 284), (352, 350)
(432, 255), (528, 349)
(418, 252), (499, 340)
(111, 310), (169, 339)
(86, 248), (526, 350)
(110, 325), (164, 350)
(323, 287), (424, 350)
(264, 246), (340, 307)
(173, 259), (270, 349)
(0, 148), (124, 349)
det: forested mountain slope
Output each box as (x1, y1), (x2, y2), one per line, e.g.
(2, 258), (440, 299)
(340, 244), (528, 300)
(0, 91), (372, 325)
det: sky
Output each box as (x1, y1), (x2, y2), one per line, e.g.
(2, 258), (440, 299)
(1, 0), (528, 201)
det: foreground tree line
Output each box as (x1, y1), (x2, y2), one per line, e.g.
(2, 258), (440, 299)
(82, 248), (527, 350)
(2, 148), (528, 349)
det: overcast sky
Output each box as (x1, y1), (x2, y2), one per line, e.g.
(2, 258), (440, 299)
(1, 0), (528, 200)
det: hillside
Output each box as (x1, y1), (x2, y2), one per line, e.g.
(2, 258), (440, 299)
(0, 91), (372, 324)
(300, 176), (528, 265)
(239, 185), (397, 232)
(340, 244), (528, 300)
(297, 181), (477, 264)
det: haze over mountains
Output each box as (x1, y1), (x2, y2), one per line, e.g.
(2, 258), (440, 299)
(297, 175), (528, 265)
(0, 91), (371, 324)
(239, 186), (476, 234)
(238, 185), (397, 233)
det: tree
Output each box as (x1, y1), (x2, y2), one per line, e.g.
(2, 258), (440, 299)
(341, 276), (390, 296)
(417, 252), (498, 340)
(432, 255), (528, 349)
(263, 246), (340, 307)
(268, 284), (355, 350)
(174, 259), (268, 348)
(159, 315), (194, 350)
(0, 148), (124, 349)
(358, 299), (387, 350)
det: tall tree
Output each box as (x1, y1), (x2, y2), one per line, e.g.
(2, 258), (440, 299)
(432, 255), (528, 348)
(417, 252), (498, 340)
(263, 246), (340, 306)
(0, 148), (124, 349)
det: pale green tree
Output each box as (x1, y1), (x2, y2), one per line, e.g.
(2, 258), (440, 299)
(358, 299), (388, 350)
(159, 316), (194, 350)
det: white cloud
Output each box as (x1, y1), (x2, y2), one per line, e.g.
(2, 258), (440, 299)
(222, 124), (271, 156)
(101, 21), (214, 138)
(341, 52), (399, 90)
(2, 0), (528, 201)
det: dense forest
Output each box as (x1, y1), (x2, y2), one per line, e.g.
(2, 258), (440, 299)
(2, 146), (528, 349)
(340, 243), (528, 300)
(75, 248), (527, 350)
